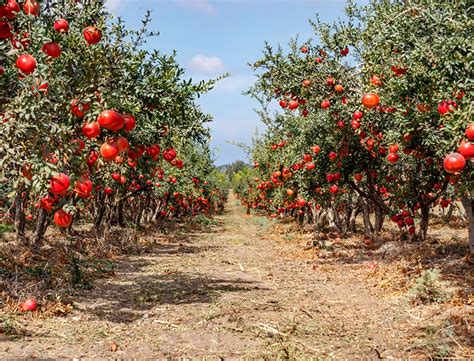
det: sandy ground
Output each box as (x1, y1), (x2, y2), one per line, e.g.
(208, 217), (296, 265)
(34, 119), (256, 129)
(0, 192), (472, 359)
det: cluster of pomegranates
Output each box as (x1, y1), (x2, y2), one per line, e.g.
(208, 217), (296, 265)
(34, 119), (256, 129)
(443, 124), (474, 174)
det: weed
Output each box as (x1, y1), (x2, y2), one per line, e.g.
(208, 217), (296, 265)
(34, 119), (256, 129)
(409, 269), (452, 304)
(0, 313), (20, 335)
(0, 224), (14, 233)
(194, 214), (218, 226)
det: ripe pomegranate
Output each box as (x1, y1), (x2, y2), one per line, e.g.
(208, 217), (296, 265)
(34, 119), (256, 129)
(389, 144), (399, 153)
(163, 148), (177, 162)
(42, 42), (61, 58)
(123, 114), (136, 132)
(74, 177), (93, 198)
(0, 1), (20, 19)
(353, 111), (363, 120)
(465, 124), (474, 141)
(438, 100), (457, 116)
(443, 152), (466, 174)
(21, 299), (37, 312)
(71, 99), (90, 117)
(362, 93), (380, 109)
(100, 142), (119, 161)
(97, 110), (124, 131)
(50, 173), (70, 196)
(54, 209), (72, 228)
(288, 100), (299, 110)
(458, 140), (474, 160)
(23, 0), (39, 16)
(83, 26), (101, 45)
(303, 154), (312, 163)
(351, 120), (360, 129)
(329, 184), (339, 194)
(54, 18), (69, 32)
(321, 100), (330, 109)
(311, 145), (321, 154)
(0, 21), (12, 39)
(16, 54), (36, 74)
(387, 153), (399, 163)
(82, 122), (100, 139)
(370, 74), (382, 87)
(114, 136), (130, 153)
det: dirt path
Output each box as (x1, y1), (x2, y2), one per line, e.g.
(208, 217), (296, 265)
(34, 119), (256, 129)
(0, 192), (459, 359)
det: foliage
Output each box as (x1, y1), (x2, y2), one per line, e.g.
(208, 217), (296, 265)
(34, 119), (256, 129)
(409, 269), (452, 304)
(0, 0), (227, 246)
(235, 0), (473, 244)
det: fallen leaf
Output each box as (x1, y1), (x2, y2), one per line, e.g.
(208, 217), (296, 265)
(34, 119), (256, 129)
(110, 342), (119, 352)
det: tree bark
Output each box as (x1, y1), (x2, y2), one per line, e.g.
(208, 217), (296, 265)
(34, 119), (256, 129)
(32, 208), (49, 249)
(461, 194), (474, 261)
(417, 204), (430, 241)
(13, 190), (27, 244)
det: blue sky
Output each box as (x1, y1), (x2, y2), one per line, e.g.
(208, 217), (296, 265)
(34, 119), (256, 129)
(106, 0), (360, 165)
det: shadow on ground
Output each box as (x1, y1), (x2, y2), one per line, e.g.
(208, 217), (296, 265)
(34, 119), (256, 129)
(77, 261), (264, 323)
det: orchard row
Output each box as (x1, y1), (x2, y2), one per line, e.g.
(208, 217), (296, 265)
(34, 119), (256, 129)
(235, 0), (473, 254)
(0, 0), (226, 247)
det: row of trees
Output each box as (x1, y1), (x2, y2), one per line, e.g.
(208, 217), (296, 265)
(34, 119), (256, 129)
(235, 0), (473, 256)
(0, 0), (227, 247)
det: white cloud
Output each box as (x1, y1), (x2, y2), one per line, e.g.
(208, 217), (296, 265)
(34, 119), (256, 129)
(213, 74), (255, 93)
(173, 0), (217, 15)
(189, 55), (225, 75)
(105, 0), (124, 11)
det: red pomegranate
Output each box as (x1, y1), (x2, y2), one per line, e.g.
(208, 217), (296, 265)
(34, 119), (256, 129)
(50, 173), (70, 196)
(42, 42), (61, 58)
(54, 18), (69, 33)
(97, 110), (124, 131)
(16, 54), (36, 74)
(458, 140), (474, 160)
(443, 152), (466, 174)
(123, 114), (136, 132)
(100, 142), (119, 161)
(71, 99), (90, 117)
(74, 177), (93, 198)
(21, 298), (37, 312)
(54, 209), (72, 228)
(362, 93), (380, 109)
(83, 26), (101, 45)
(82, 122), (100, 139)
(163, 148), (177, 162)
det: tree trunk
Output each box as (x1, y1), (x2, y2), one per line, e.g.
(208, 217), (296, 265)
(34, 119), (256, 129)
(374, 205), (385, 234)
(417, 204), (430, 241)
(361, 200), (374, 235)
(32, 208), (49, 249)
(13, 190), (27, 243)
(117, 199), (125, 227)
(461, 194), (474, 261)
(135, 202), (144, 227)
